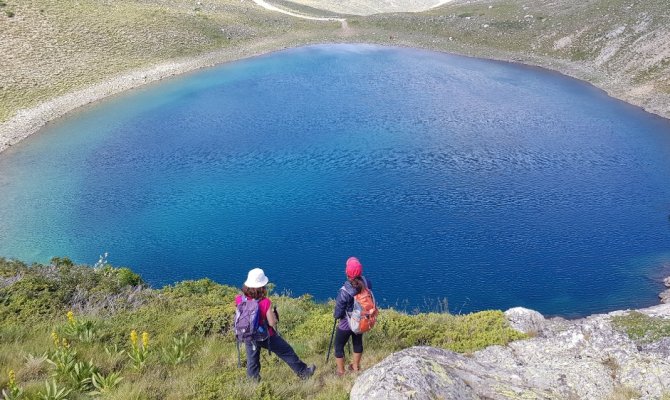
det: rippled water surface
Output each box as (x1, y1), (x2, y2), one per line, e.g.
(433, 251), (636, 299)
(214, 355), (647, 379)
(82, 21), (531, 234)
(2, 44), (670, 316)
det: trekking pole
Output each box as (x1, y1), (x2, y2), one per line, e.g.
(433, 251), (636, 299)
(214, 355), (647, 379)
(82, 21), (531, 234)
(273, 305), (280, 337)
(326, 318), (337, 363)
(269, 305), (280, 355)
(236, 341), (241, 368)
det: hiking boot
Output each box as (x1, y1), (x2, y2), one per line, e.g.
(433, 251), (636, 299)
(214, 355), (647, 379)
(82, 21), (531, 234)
(301, 364), (316, 379)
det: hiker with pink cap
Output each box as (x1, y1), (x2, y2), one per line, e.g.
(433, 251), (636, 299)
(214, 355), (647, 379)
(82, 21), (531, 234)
(234, 268), (316, 381)
(328, 256), (377, 376)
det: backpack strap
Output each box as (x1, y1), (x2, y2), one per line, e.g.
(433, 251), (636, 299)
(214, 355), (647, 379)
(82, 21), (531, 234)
(340, 283), (356, 297)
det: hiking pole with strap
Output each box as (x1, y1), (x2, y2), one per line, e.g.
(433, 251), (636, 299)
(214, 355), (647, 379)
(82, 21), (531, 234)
(326, 318), (338, 363)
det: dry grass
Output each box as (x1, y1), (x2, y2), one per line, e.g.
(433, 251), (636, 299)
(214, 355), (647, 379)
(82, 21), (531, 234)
(607, 385), (641, 400)
(0, 0), (336, 122)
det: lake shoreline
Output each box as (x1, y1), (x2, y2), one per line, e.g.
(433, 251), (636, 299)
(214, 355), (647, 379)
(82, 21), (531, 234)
(4, 45), (665, 320)
(0, 37), (313, 155)
(2, 39), (670, 156)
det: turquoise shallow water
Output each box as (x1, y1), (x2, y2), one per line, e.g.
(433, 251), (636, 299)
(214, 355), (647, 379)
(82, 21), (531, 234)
(1, 44), (670, 316)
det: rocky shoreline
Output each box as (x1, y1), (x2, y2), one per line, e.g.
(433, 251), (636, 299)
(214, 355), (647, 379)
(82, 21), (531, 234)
(659, 277), (670, 304)
(351, 281), (670, 399)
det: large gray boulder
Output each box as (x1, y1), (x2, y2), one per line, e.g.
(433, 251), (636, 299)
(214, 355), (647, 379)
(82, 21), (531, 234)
(504, 306), (547, 336)
(352, 303), (670, 400)
(349, 347), (479, 400)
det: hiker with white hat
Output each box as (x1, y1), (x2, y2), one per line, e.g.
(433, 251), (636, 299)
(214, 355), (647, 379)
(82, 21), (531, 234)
(234, 268), (316, 381)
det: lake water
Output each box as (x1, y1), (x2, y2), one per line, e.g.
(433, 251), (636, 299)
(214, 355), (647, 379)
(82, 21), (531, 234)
(1, 44), (670, 317)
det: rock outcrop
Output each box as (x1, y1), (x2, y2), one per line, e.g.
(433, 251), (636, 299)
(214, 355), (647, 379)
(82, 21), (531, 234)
(352, 303), (670, 399)
(659, 277), (670, 304)
(503, 306), (549, 336)
(660, 290), (670, 304)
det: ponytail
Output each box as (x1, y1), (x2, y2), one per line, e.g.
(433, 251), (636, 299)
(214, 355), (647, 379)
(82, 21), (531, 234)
(349, 276), (365, 293)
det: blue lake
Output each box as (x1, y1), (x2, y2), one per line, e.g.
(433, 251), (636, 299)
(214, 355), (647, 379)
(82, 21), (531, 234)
(1, 44), (670, 317)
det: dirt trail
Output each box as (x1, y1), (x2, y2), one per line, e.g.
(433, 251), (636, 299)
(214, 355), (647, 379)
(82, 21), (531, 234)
(250, 0), (345, 24)
(250, 0), (450, 31)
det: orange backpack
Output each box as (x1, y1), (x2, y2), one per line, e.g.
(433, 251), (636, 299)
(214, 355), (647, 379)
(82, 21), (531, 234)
(346, 278), (378, 334)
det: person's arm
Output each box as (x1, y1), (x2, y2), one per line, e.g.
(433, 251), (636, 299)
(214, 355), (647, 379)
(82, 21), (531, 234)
(333, 288), (351, 319)
(265, 302), (278, 329)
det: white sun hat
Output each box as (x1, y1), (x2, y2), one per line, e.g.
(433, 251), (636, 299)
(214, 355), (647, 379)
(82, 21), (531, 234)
(244, 268), (269, 288)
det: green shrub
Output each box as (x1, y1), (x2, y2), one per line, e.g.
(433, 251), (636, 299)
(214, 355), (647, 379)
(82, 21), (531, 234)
(1, 258), (527, 399)
(39, 379), (71, 400)
(115, 267), (143, 287)
(1, 369), (23, 400)
(161, 332), (197, 366)
(61, 311), (97, 343)
(367, 309), (525, 353)
(50, 257), (74, 268)
(611, 311), (670, 343)
(90, 371), (123, 395)
(193, 370), (247, 400)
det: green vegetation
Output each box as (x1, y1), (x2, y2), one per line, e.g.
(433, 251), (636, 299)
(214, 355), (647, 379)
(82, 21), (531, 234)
(611, 311), (670, 343)
(0, 257), (525, 399)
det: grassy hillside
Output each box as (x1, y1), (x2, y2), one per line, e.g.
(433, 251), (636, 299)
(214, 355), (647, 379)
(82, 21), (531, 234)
(0, 258), (525, 399)
(1, 0), (668, 126)
(0, 0), (341, 122)
(358, 0), (670, 115)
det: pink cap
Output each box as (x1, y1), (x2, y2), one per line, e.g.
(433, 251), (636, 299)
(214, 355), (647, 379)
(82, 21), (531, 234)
(345, 257), (363, 279)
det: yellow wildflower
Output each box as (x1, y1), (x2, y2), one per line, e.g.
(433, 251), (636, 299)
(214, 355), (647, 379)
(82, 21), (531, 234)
(8, 369), (15, 387)
(51, 331), (59, 347)
(142, 331), (149, 349)
(61, 338), (70, 349)
(67, 310), (75, 324)
(130, 329), (138, 347)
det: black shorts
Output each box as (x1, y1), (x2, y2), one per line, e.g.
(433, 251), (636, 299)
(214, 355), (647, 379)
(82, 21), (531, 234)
(334, 328), (363, 358)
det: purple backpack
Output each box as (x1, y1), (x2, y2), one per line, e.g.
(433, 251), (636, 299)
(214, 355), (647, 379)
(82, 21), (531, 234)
(234, 297), (269, 343)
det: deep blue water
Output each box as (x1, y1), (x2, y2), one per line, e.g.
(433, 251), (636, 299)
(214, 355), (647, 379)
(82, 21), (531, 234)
(1, 44), (670, 317)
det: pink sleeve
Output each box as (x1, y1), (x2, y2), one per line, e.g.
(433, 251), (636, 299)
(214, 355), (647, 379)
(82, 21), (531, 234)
(235, 294), (242, 305)
(258, 297), (272, 316)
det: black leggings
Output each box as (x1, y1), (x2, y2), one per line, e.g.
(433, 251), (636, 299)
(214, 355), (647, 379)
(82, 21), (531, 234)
(334, 328), (363, 358)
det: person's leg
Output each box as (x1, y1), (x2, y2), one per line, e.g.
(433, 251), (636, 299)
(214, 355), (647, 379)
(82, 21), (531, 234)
(267, 335), (314, 378)
(333, 329), (351, 376)
(351, 333), (363, 370)
(245, 341), (262, 380)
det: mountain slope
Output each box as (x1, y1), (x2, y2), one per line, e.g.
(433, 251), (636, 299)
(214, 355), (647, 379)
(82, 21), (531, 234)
(1, 0), (668, 153)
